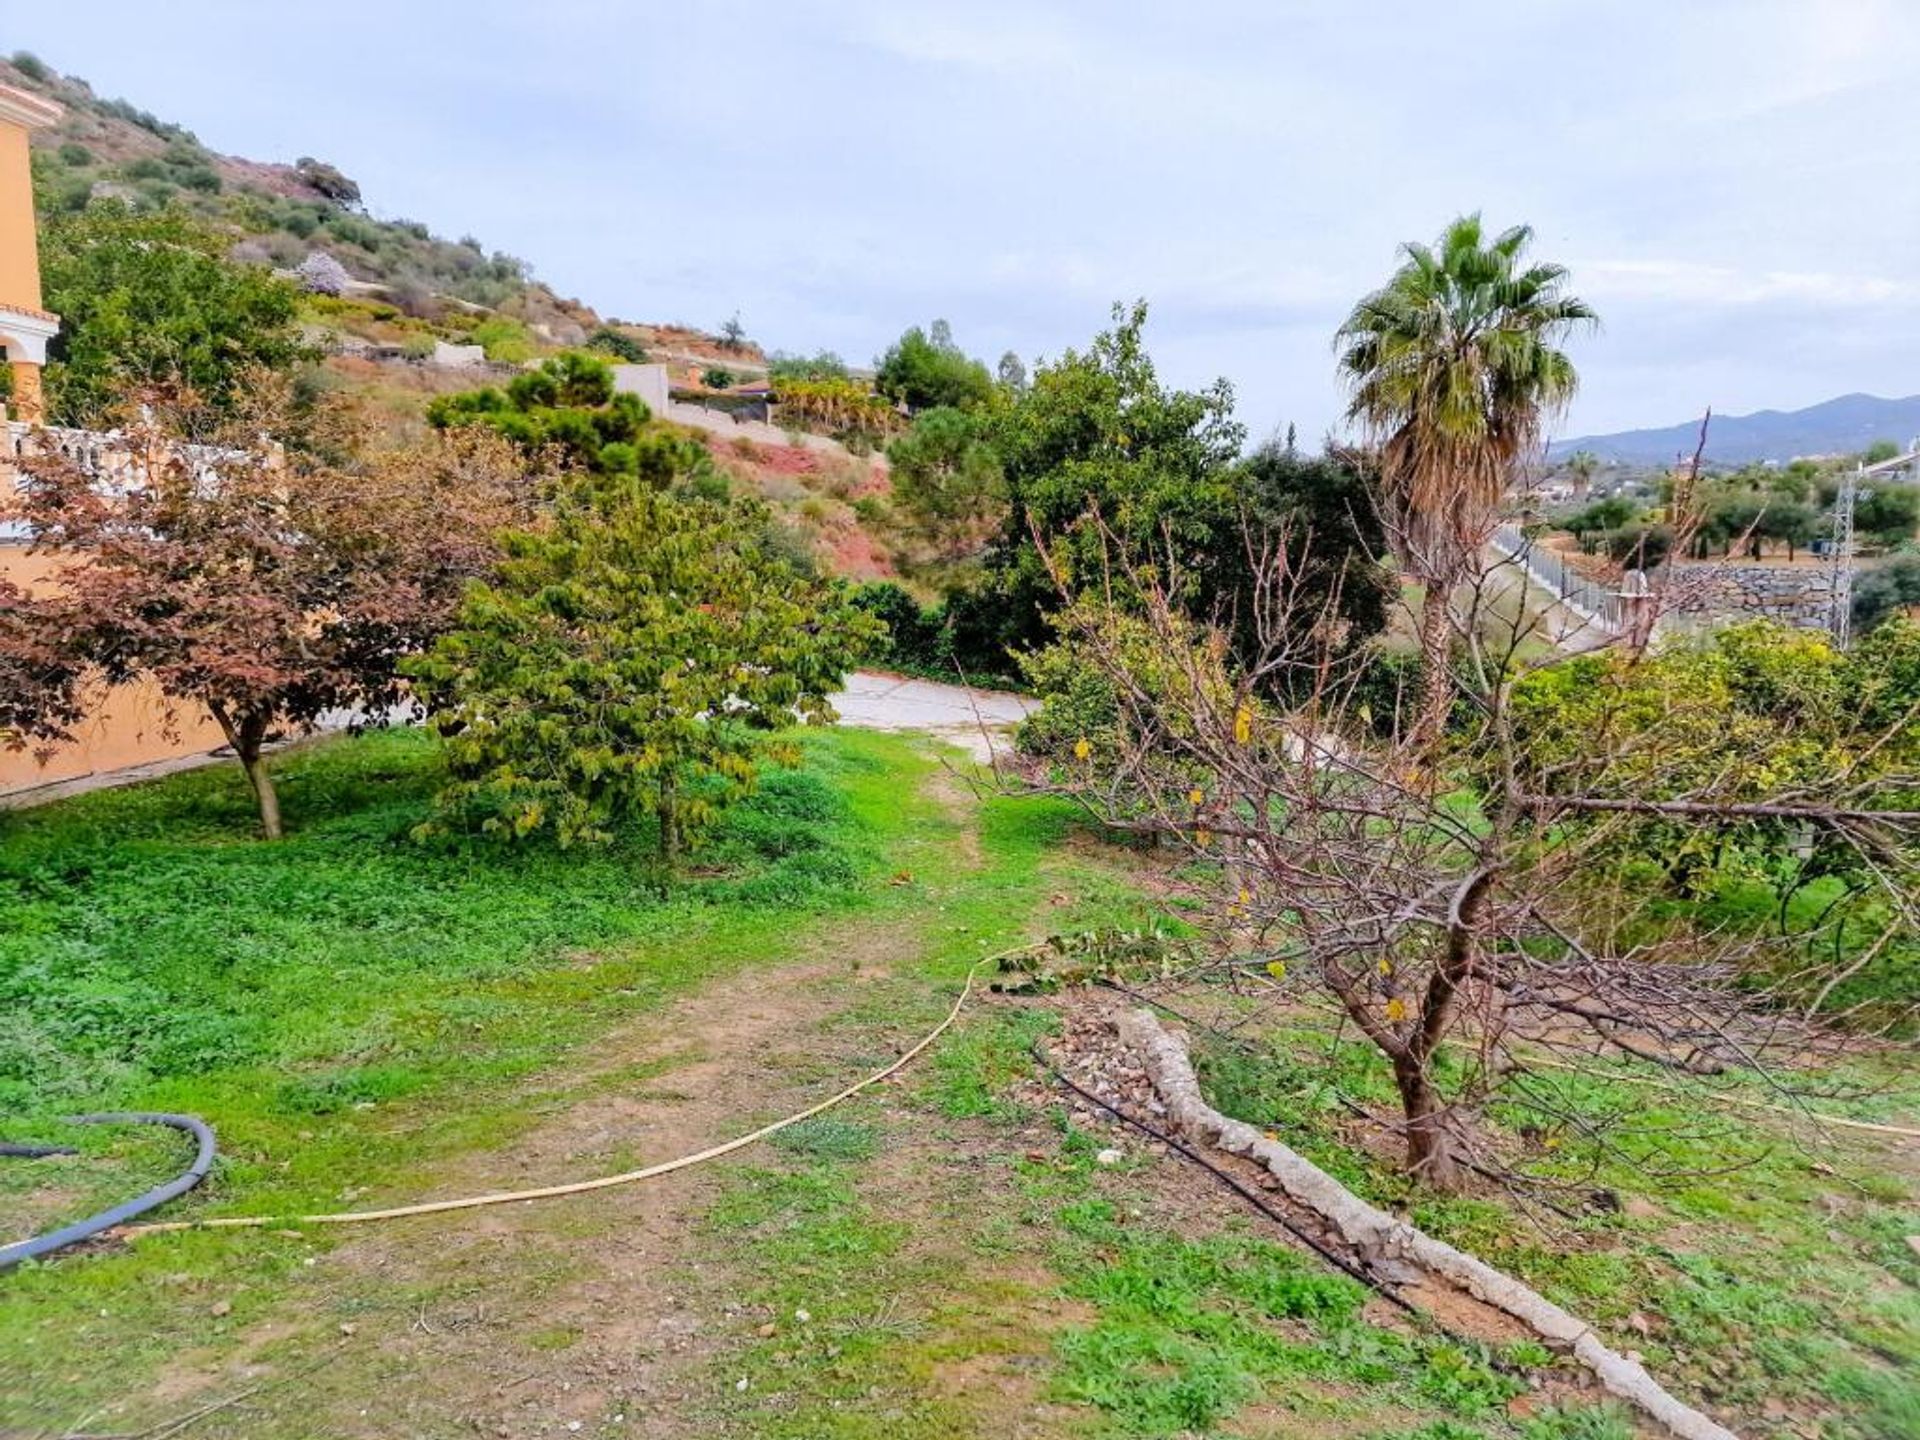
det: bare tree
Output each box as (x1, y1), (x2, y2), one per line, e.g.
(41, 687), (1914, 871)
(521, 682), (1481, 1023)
(1016, 518), (1919, 1190)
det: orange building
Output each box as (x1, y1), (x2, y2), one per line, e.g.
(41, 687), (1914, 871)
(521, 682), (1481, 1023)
(1, 82), (225, 798)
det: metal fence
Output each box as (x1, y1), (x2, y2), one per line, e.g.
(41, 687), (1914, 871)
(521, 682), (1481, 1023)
(1489, 525), (1627, 632)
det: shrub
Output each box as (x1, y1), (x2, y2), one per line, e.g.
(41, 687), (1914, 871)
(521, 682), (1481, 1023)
(1854, 553), (1920, 633)
(586, 326), (647, 363)
(10, 51), (50, 82)
(1603, 521), (1672, 568)
(406, 473), (878, 868)
(294, 155), (362, 208)
(56, 142), (94, 167)
(768, 350), (849, 383)
(471, 316), (534, 364)
(296, 250), (352, 296)
(874, 321), (994, 412)
(703, 366), (738, 390)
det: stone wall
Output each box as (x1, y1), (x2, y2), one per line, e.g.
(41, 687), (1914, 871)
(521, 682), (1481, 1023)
(1669, 563), (1834, 627)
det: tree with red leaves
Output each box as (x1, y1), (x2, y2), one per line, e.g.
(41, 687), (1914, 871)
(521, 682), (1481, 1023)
(5, 396), (532, 837)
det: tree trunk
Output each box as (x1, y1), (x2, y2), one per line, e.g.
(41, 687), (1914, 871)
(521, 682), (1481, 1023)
(240, 743), (283, 841)
(209, 702), (282, 840)
(1411, 584), (1454, 750)
(1392, 1057), (1464, 1191)
(657, 775), (679, 869)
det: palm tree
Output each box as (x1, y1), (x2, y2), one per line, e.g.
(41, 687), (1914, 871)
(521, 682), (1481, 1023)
(1566, 448), (1599, 500)
(1336, 215), (1595, 745)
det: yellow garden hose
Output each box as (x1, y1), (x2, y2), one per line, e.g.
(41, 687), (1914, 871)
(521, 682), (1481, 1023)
(121, 949), (1018, 1240)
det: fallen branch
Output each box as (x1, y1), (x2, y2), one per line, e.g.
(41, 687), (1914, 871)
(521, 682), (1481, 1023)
(1120, 1007), (1742, 1440)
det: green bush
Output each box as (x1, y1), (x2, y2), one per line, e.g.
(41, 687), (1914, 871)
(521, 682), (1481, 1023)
(1855, 555), (1920, 634)
(471, 316), (534, 364)
(849, 582), (937, 667)
(586, 326), (647, 363)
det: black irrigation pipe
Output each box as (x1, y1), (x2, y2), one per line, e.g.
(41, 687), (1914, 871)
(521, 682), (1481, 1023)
(0, 1142), (78, 1158)
(1029, 1039), (1554, 1386)
(0, 1113), (216, 1273)
(1028, 1041), (1418, 1315)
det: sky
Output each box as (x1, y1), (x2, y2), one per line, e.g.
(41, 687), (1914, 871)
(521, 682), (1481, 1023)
(8, 2), (1919, 446)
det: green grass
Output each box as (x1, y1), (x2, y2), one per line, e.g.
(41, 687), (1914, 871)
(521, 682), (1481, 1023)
(0, 724), (983, 1424)
(694, 997), (1641, 1440)
(1, 717), (1182, 1436)
(1194, 1022), (1920, 1440)
(0, 727), (883, 1124)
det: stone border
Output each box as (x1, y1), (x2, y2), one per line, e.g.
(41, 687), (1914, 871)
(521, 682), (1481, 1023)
(1119, 1008), (1743, 1440)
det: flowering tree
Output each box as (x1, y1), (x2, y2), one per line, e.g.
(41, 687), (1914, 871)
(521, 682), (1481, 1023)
(296, 250), (352, 297)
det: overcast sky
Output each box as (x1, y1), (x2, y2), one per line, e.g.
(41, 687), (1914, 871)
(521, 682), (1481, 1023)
(10, 2), (1918, 445)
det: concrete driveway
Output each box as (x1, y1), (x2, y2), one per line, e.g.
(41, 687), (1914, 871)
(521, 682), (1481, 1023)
(832, 672), (1034, 763)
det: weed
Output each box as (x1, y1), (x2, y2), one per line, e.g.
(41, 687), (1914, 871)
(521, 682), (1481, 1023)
(769, 1117), (881, 1162)
(1517, 1402), (1634, 1440)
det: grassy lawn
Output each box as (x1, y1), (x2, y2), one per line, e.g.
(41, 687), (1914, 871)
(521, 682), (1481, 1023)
(685, 996), (1652, 1440)
(2, 727), (894, 1191)
(0, 725), (1023, 1424)
(1196, 1018), (1920, 1440)
(6, 725), (1913, 1440)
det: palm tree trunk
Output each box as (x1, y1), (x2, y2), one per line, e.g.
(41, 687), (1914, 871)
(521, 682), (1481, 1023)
(1412, 584), (1454, 749)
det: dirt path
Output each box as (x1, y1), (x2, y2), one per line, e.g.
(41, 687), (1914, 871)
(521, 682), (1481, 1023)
(137, 913), (935, 1439)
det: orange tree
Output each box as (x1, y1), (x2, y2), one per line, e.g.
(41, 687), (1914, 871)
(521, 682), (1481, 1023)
(404, 470), (878, 871)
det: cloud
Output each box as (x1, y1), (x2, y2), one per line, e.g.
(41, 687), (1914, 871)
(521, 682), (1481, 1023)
(1579, 260), (1920, 310)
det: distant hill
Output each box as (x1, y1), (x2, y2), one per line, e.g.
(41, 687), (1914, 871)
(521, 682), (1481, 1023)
(1553, 394), (1920, 467)
(0, 51), (643, 349)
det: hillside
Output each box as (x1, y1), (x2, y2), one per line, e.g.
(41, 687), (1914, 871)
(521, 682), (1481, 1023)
(4, 51), (900, 573)
(1553, 392), (1920, 466)
(2, 51), (782, 375)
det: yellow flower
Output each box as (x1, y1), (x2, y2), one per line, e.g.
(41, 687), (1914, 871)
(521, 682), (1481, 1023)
(1378, 958), (1393, 976)
(1189, 787), (1206, 807)
(1265, 960), (1287, 981)
(1384, 996), (1409, 1023)
(1195, 828), (1212, 847)
(1233, 706), (1253, 744)
(1073, 737), (1091, 761)
(1238, 888), (1251, 906)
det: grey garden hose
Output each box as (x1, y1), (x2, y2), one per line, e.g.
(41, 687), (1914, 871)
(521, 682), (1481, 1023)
(0, 1112), (216, 1271)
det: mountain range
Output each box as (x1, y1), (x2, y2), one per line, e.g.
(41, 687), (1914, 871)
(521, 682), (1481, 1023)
(1552, 393), (1920, 467)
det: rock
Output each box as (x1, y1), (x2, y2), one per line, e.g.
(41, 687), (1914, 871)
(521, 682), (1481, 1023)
(1096, 1148), (1124, 1166)
(755, 1322), (777, 1338)
(210, 1300), (232, 1318)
